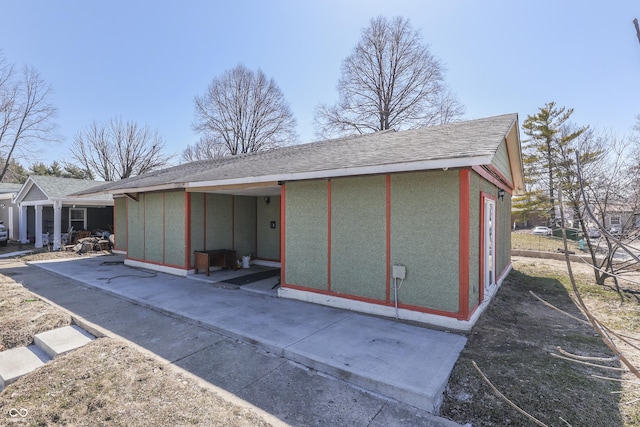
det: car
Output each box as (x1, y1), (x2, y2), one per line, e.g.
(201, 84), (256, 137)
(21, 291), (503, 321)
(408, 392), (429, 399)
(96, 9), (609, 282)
(607, 226), (622, 237)
(532, 226), (552, 236)
(0, 222), (8, 246)
(587, 228), (601, 238)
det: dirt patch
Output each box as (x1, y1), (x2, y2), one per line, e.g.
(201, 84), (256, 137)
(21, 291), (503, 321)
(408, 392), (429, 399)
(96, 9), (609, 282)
(441, 257), (640, 426)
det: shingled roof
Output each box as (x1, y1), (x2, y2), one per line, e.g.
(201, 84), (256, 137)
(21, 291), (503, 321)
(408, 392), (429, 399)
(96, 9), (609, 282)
(15, 175), (113, 204)
(75, 113), (522, 196)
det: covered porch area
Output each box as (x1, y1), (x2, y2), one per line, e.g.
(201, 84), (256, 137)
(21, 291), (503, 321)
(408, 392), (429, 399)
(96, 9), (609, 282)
(14, 176), (114, 251)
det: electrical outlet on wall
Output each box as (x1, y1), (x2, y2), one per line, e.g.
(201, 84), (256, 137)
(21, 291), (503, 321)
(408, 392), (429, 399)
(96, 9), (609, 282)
(392, 264), (406, 280)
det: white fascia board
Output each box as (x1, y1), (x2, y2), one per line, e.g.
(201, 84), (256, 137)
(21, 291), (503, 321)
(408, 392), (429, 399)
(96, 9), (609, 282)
(99, 182), (186, 196)
(20, 198), (113, 207)
(186, 156), (492, 189)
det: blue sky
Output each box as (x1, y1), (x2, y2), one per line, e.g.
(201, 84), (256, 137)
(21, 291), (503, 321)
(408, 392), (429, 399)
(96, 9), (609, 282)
(1, 1), (638, 167)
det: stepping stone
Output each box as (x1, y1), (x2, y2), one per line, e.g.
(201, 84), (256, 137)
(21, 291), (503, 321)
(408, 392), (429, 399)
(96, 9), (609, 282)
(34, 325), (94, 359)
(0, 345), (50, 390)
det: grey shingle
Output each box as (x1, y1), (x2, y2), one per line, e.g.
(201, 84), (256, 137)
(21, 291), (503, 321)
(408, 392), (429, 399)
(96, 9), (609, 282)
(29, 176), (113, 201)
(76, 113), (518, 195)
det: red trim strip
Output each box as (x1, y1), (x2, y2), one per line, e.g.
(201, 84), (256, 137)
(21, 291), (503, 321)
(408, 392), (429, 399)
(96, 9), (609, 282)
(112, 201), (117, 249)
(143, 194), (147, 259)
(472, 165), (514, 193)
(459, 169), (471, 320)
(280, 184), (286, 286)
(327, 180), (332, 292)
(385, 174), (391, 304)
(162, 193), (166, 265)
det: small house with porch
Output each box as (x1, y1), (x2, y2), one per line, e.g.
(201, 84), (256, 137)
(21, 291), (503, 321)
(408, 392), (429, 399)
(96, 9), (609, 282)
(15, 175), (114, 250)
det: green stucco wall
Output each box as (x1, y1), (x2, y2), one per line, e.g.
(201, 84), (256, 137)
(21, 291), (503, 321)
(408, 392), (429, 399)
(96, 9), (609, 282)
(257, 196), (280, 260)
(127, 195), (145, 260)
(469, 173), (480, 312)
(190, 193), (205, 259)
(331, 176), (387, 300)
(497, 192), (512, 277)
(113, 197), (127, 251)
(164, 191), (185, 267)
(144, 193), (163, 263)
(390, 171), (460, 313)
(285, 181), (328, 290)
(123, 191), (185, 267)
(284, 171), (466, 314)
(206, 194), (233, 250)
(491, 140), (513, 183)
(234, 196), (257, 258)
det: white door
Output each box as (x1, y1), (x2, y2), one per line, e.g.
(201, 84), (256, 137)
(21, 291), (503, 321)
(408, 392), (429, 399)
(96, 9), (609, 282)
(483, 198), (496, 295)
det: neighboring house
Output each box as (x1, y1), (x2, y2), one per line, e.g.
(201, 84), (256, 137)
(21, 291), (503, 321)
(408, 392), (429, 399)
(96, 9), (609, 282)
(15, 176), (114, 250)
(590, 203), (637, 232)
(74, 114), (525, 331)
(0, 183), (22, 241)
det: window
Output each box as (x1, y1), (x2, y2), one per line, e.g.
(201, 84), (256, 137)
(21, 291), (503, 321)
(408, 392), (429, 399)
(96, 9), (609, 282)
(610, 215), (621, 226)
(69, 208), (87, 230)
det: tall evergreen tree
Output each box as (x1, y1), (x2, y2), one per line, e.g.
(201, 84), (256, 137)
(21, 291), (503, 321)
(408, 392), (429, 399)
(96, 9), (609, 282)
(521, 102), (588, 225)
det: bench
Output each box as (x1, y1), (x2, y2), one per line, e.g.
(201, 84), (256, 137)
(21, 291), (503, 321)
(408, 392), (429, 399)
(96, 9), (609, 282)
(194, 249), (237, 276)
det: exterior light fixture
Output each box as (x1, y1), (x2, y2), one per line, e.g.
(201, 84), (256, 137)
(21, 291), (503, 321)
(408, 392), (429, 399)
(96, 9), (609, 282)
(498, 189), (505, 201)
(264, 196), (271, 205)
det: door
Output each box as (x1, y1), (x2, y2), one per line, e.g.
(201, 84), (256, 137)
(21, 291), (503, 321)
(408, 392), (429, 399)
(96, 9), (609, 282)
(483, 197), (496, 296)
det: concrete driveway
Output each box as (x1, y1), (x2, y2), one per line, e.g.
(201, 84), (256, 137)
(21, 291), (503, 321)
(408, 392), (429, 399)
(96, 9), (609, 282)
(1, 253), (465, 426)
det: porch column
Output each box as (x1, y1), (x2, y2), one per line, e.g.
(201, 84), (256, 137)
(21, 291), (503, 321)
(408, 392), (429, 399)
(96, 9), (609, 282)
(35, 205), (43, 248)
(18, 205), (27, 243)
(52, 200), (62, 251)
(8, 207), (14, 240)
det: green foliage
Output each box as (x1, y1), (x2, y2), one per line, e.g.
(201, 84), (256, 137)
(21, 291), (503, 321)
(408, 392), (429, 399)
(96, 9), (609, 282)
(0, 158), (28, 183)
(521, 102), (595, 223)
(28, 161), (92, 180)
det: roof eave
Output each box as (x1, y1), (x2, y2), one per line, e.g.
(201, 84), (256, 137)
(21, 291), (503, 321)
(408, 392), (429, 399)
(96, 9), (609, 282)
(185, 155), (494, 189)
(78, 182), (188, 197)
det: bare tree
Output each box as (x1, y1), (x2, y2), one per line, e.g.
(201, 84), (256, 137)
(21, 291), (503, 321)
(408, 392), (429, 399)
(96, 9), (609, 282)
(0, 52), (57, 182)
(634, 18), (640, 46)
(71, 117), (173, 181)
(181, 135), (227, 162)
(314, 16), (464, 139)
(192, 64), (297, 158)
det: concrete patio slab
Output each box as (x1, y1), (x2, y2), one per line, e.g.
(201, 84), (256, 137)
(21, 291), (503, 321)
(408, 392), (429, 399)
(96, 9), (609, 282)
(284, 313), (467, 412)
(29, 255), (467, 414)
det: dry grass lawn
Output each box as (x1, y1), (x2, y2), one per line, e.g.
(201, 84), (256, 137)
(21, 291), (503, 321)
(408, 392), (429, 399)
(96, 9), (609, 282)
(442, 256), (640, 426)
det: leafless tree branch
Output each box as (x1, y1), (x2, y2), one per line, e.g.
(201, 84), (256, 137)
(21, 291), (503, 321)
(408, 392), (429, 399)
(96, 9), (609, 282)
(191, 64), (297, 159)
(71, 117), (173, 181)
(0, 52), (58, 182)
(472, 361), (551, 427)
(314, 16), (464, 139)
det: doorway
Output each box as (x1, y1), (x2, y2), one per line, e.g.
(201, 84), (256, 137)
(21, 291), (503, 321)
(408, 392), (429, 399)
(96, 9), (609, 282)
(482, 197), (496, 297)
